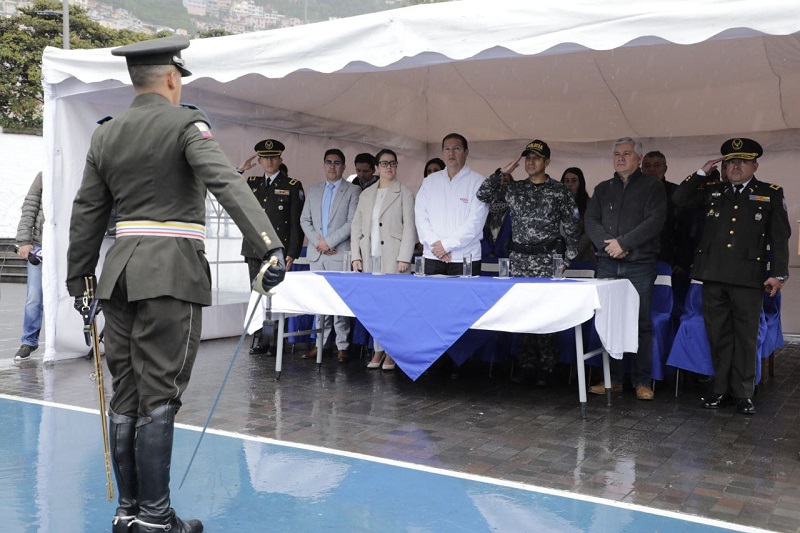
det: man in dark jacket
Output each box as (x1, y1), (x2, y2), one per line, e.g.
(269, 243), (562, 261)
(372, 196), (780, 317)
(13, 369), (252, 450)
(66, 36), (285, 533)
(673, 138), (790, 415)
(584, 137), (667, 401)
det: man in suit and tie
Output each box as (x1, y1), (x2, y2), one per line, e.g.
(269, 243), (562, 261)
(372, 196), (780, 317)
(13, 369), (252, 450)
(300, 148), (360, 362)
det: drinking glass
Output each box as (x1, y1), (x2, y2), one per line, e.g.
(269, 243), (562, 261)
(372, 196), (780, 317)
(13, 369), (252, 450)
(498, 258), (510, 278)
(552, 254), (564, 279)
(414, 256), (425, 276)
(462, 254), (473, 277)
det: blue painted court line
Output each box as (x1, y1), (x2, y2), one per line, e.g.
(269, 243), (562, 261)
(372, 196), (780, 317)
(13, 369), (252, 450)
(0, 395), (767, 532)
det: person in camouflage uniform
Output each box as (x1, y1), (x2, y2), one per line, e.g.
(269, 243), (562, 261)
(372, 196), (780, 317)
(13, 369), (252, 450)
(477, 140), (580, 386)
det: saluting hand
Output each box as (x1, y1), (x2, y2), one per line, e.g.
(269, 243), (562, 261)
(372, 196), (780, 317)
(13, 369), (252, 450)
(237, 154), (258, 173)
(701, 157), (724, 175)
(499, 156), (522, 184)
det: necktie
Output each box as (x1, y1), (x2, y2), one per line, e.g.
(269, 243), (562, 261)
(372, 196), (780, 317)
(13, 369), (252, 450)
(322, 183), (335, 237)
(733, 184), (742, 198)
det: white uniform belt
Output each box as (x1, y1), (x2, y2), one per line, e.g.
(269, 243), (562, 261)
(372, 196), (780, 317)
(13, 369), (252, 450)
(115, 220), (205, 240)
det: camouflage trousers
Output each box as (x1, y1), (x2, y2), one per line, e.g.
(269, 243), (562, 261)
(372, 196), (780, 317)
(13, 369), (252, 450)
(510, 251), (556, 373)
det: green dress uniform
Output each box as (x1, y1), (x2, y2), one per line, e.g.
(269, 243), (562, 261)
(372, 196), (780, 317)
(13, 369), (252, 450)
(241, 171), (305, 280)
(66, 92), (282, 417)
(673, 171), (791, 402)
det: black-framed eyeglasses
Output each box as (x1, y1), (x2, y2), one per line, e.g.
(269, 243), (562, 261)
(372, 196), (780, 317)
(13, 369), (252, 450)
(324, 160), (343, 167)
(378, 161), (398, 168)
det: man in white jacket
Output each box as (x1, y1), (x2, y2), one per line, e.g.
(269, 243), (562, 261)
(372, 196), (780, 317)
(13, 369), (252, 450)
(415, 133), (489, 275)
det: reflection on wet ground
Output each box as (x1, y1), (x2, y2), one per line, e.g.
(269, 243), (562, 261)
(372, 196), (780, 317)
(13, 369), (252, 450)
(0, 397), (765, 532)
(0, 321), (798, 531)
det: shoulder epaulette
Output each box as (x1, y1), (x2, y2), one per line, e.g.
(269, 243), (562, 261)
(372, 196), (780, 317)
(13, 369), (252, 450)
(180, 102), (211, 124)
(97, 115), (113, 125)
(769, 183), (782, 190)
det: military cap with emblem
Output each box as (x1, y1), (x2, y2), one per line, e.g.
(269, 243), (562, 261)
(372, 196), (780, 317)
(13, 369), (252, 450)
(254, 139), (285, 158)
(112, 35), (192, 77)
(721, 138), (763, 161)
(521, 139), (551, 159)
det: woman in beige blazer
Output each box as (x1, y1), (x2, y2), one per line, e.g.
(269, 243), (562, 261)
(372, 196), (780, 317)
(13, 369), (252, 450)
(351, 148), (417, 370)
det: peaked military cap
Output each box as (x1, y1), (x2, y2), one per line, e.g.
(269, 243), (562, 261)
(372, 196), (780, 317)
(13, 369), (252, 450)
(721, 138), (763, 161)
(521, 139), (551, 159)
(112, 35), (192, 77)
(254, 139), (285, 158)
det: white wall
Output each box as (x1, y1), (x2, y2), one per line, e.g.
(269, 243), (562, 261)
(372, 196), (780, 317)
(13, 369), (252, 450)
(0, 133), (44, 239)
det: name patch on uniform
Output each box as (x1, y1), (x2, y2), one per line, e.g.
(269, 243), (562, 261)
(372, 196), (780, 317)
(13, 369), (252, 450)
(274, 189), (290, 195)
(194, 122), (213, 138)
(749, 195), (770, 202)
(711, 192), (721, 198)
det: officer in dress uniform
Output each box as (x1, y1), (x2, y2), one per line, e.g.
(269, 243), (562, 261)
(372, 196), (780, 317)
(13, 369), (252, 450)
(237, 139), (305, 354)
(477, 140), (580, 386)
(66, 35), (285, 533)
(673, 138), (791, 415)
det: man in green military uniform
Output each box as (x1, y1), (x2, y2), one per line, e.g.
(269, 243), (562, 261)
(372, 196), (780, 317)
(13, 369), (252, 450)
(236, 139), (305, 354)
(673, 138), (791, 415)
(66, 35), (286, 533)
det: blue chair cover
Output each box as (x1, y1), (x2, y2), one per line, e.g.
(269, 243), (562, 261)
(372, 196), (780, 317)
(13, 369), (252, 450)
(650, 261), (675, 380)
(761, 292), (784, 359)
(666, 280), (763, 385)
(666, 281), (713, 376)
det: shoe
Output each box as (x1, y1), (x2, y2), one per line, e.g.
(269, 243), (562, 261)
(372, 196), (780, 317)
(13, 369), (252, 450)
(736, 398), (756, 415)
(534, 370), (553, 388)
(367, 351), (385, 369)
(588, 382), (622, 395)
(302, 347), (317, 360)
(14, 344), (37, 361)
(249, 343), (272, 355)
(381, 355), (396, 371)
(635, 385), (654, 401)
(337, 350), (350, 363)
(701, 393), (732, 409)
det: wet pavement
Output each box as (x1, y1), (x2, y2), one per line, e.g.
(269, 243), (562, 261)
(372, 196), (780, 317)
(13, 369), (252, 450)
(1, 282), (798, 532)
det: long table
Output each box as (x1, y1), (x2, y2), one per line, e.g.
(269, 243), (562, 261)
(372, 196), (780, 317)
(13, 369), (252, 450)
(246, 271), (639, 415)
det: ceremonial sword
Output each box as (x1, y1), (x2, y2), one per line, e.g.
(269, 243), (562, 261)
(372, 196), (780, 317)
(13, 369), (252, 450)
(81, 276), (115, 502)
(180, 234), (277, 489)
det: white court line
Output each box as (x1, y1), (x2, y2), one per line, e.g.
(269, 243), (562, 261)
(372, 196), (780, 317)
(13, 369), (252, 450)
(0, 393), (769, 533)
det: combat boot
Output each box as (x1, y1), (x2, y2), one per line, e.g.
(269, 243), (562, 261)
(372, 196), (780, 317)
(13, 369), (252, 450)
(130, 404), (202, 532)
(109, 410), (138, 533)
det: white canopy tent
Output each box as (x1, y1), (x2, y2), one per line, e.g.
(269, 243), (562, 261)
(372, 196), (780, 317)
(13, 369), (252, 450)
(41, 0), (800, 361)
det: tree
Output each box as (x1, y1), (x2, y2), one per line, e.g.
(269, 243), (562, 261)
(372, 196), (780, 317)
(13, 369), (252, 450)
(0, 0), (152, 133)
(198, 29), (233, 39)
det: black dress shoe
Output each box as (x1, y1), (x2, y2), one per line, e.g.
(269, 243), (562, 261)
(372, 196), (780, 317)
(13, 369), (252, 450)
(736, 398), (756, 415)
(249, 344), (272, 355)
(701, 393), (732, 409)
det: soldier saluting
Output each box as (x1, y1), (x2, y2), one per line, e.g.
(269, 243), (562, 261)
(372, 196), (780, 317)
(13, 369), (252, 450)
(237, 139), (305, 355)
(673, 138), (791, 415)
(66, 35), (286, 532)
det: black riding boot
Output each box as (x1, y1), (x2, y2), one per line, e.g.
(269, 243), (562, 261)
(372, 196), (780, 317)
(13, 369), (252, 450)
(110, 410), (138, 533)
(130, 404), (202, 533)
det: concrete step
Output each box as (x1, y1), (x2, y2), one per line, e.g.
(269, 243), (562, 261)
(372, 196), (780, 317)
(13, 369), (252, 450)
(0, 238), (28, 284)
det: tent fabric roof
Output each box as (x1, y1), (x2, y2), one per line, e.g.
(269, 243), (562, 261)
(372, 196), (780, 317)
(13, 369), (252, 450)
(42, 0), (800, 148)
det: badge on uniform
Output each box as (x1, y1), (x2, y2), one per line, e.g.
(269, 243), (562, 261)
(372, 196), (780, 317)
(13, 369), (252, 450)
(274, 189), (290, 196)
(711, 192), (721, 198)
(194, 121), (213, 138)
(298, 190), (305, 201)
(755, 213), (763, 221)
